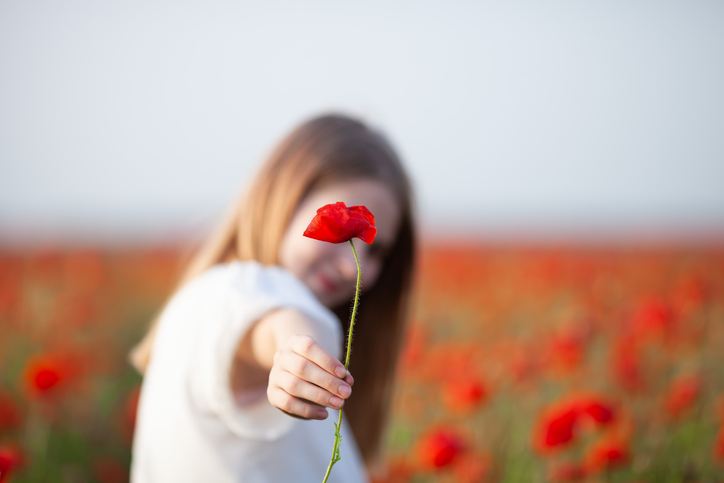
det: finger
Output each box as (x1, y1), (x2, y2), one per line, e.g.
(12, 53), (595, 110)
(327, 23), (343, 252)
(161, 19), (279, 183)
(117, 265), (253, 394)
(277, 351), (352, 400)
(290, 335), (347, 379)
(267, 385), (329, 420)
(276, 370), (346, 410)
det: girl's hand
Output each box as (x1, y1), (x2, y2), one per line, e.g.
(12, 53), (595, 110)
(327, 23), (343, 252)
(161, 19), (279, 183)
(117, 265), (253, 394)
(267, 334), (354, 420)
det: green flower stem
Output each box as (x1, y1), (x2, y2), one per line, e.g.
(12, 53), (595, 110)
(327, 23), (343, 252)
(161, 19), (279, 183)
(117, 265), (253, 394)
(322, 239), (361, 483)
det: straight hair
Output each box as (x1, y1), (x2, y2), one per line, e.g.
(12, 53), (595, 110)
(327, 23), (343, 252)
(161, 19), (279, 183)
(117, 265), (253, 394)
(130, 113), (416, 467)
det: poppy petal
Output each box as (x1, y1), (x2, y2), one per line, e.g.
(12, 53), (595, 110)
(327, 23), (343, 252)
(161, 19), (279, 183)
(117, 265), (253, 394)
(303, 202), (377, 244)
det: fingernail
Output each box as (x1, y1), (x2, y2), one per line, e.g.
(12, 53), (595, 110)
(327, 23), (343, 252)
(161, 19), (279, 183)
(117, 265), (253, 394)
(318, 409), (328, 419)
(338, 384), (351, 398)
(335, 366), (346, 378)
(330, 396), (343, 408)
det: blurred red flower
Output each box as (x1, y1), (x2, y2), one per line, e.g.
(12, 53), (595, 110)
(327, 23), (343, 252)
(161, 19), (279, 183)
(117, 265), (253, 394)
(22, 354), (75, 398)
(399, 323), (426, 373)
(610, 337), (646, 392)
(416, 428), (466, 470)
(548, 462), (587, 482)
(629, 297), (674, 337)
(533, 403), (578, 453)
(672, 275), (708, 315)
(0, 444), (25, 483)
(303, 202), (376, 244)
(585, 437), (630, 474)
(664, 374), (702, 419)
(534, 395), (617, 454)
(0, 393), (21, 432)
(578, 398), (615, 426)
(504, 342), (540, 384)
(546, 329), (587, 374)
(443, 378), (489, 414)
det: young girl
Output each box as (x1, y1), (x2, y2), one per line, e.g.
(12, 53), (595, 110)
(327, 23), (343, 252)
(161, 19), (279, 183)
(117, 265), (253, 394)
(129, 114), (416, 482)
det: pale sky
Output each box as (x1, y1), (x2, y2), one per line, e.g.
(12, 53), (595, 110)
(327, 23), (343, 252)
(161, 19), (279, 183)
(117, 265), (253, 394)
(1, 1), (723, 243)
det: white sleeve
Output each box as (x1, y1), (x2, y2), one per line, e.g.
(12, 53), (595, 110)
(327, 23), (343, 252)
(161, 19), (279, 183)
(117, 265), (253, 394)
(186, 262), (341, 441)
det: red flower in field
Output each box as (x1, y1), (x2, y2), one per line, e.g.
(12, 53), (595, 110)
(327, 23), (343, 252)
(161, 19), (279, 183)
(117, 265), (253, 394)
(672, 275), (708, 315)
(629, 297), (674, 336)
(444, 378), (489, 413)
(545, 323), (592, 375)
(610, 337), (645, 392)
(399, 323), (426, 373)
(534, 403), (578, 453)
(504, 342), (539, 383)
(303, 202), (376, 244)
(578, 398), (615, 426)
(0, 444), (25, 483)
(548, 462), (587, 482)
(416, 428), (466, 470)
(0, 393), (22, 432)
(664, 374), (702, 419)
(534, 395), (617, 454)
(585, 437), (630, 474)
(22, 354), (73, 397)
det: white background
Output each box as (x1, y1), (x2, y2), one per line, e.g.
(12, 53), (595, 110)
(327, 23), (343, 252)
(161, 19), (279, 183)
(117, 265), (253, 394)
(1, 1), (723, 243)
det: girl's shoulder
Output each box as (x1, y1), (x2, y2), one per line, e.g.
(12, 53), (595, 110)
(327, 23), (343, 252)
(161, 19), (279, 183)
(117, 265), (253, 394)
(185, 260), (336, 328)
(192, 260), (306, 298)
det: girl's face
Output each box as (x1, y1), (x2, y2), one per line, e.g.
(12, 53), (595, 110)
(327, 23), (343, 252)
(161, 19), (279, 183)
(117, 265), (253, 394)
(279, 178), (401, 309)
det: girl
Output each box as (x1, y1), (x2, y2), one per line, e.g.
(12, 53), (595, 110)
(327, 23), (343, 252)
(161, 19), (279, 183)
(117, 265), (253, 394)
(129, 114), (416, 482)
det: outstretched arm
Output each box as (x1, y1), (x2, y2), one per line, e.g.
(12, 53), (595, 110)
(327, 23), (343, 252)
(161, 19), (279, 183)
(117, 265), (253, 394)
(232, 308), (353, 420)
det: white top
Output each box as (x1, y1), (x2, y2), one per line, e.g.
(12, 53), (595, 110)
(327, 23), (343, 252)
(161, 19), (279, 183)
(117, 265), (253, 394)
(131, 261), (368, 483)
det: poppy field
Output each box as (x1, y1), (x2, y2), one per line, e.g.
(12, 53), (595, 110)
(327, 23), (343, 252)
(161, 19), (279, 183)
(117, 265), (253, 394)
(1, 241), (723, 482)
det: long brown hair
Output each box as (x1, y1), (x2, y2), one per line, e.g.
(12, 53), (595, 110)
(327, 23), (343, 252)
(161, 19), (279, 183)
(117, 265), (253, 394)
(130, 113), (416, 466)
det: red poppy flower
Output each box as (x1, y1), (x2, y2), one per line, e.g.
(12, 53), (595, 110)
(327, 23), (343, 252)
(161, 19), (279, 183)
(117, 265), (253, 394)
(629, 297), (674, 336)
(610, 336), (646, 392)
(303, 202), (376, 244)
(533, 403), (578, 453)
(578, 398), (615, 426)
(416, 428), (466, 470)
(0, 444), (25, 483)
(443, 378), (489, 414)
(22, 354), (73, 398)
(547, 331), (585, 374)
(585, 437), (630, 474)
(664, 374), (702, 419)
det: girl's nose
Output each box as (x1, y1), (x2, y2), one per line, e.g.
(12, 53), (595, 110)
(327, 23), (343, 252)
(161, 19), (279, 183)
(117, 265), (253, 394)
(336, 247), (358, 280)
